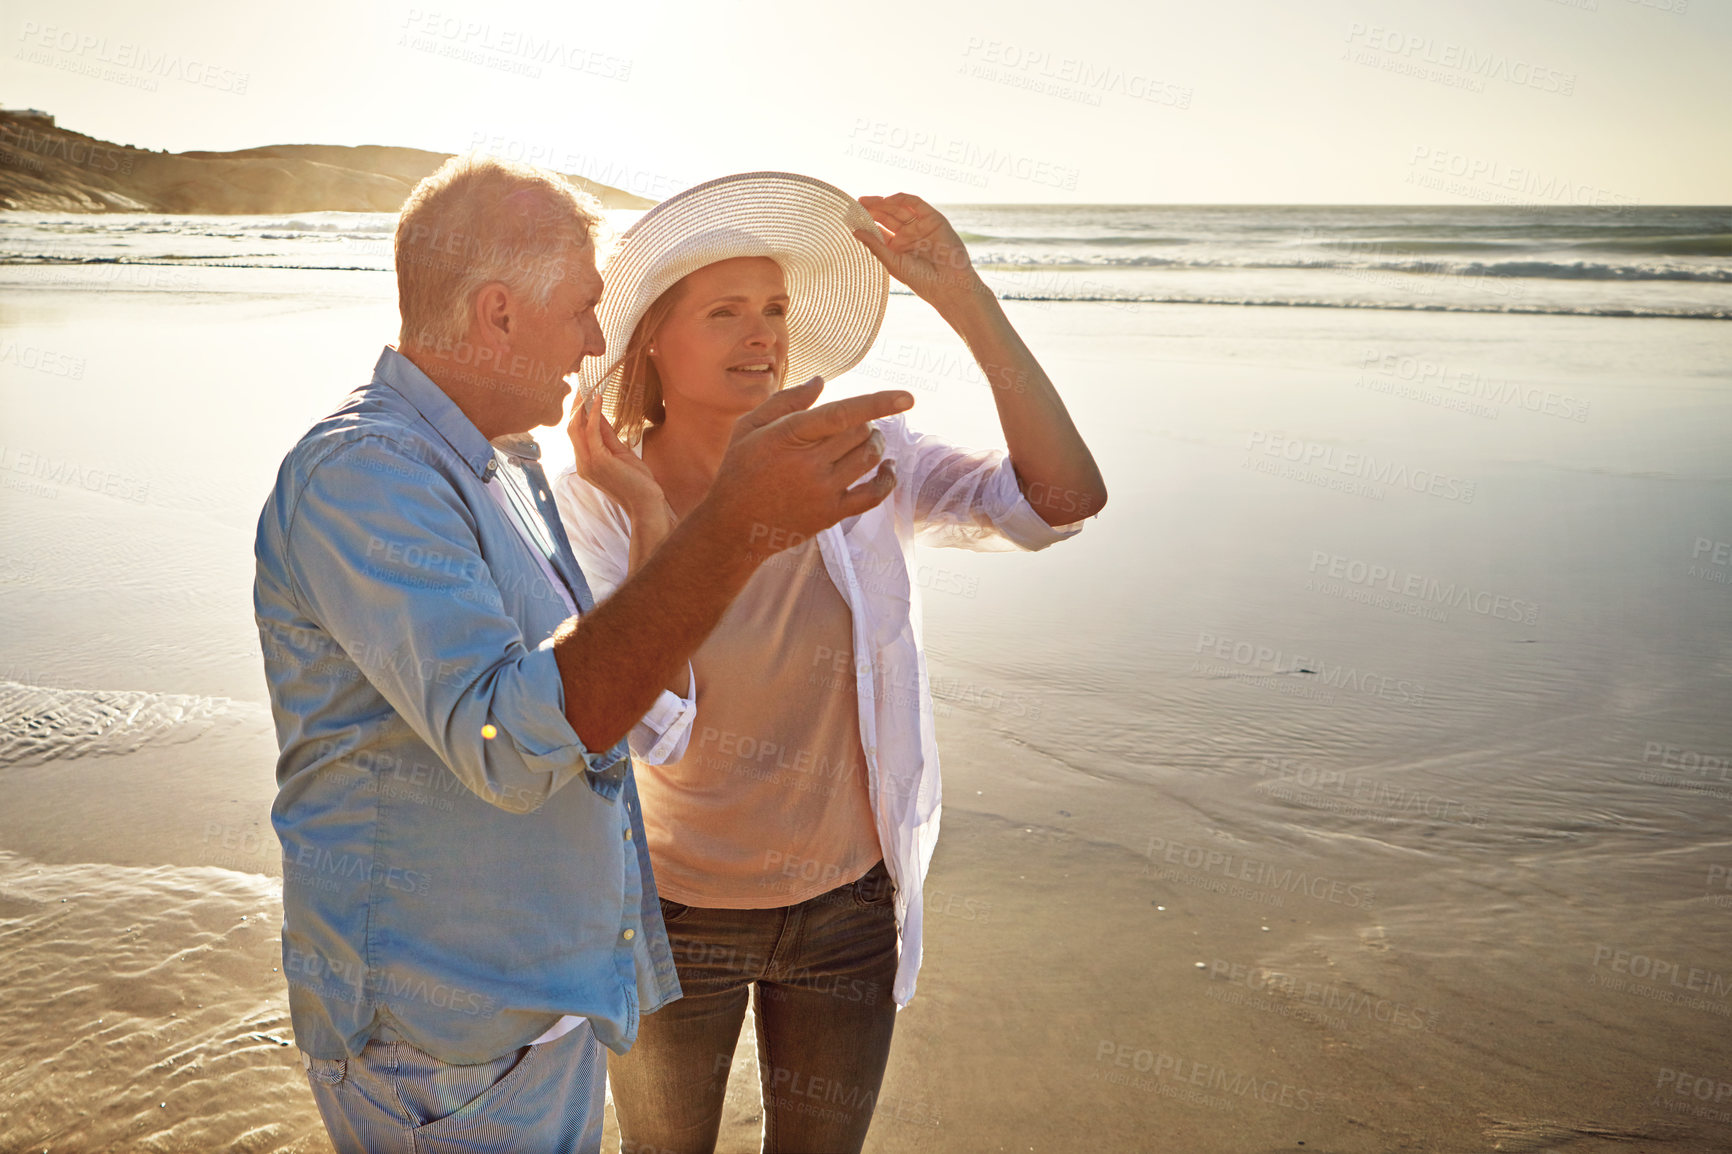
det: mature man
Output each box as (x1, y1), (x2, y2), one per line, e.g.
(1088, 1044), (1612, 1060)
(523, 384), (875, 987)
(253, 155), (909, 1150)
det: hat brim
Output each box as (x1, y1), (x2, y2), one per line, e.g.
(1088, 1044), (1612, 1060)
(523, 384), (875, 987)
(577, 172), (888, 424)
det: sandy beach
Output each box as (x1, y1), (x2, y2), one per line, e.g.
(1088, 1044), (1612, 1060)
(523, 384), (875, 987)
(3, 218), (1731, 1153)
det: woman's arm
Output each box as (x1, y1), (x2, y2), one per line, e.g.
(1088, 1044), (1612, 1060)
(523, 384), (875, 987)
(624, 502), (676, 578)
(855, 194), (1107, 526)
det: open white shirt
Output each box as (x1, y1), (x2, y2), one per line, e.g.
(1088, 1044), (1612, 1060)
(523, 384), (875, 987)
(552, 414), (1087, 1006)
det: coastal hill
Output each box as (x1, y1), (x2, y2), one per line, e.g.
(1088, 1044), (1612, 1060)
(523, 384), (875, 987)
(0, 112), (655, 213)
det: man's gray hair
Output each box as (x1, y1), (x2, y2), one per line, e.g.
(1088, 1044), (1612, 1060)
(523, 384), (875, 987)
(395, 153), (603, 346)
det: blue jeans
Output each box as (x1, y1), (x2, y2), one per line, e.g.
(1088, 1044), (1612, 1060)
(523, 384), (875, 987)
(302, 1018), (605, 1153)
(609, 861), (900, 1154)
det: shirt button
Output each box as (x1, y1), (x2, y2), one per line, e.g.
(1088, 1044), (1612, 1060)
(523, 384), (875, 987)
(538, 489), (548, 500)
(622, 928), (635, 941)
(624, 828), (633, 841)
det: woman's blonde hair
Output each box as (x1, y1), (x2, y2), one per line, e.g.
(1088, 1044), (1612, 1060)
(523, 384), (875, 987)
(609, 280), (688, 446)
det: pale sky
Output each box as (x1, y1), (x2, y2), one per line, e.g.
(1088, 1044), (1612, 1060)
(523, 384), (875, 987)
(7, 0), (1728, 204)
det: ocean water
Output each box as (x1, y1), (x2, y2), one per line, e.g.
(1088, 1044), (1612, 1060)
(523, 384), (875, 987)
(3, 203), (1727, 317)
(956, 203), (1732, 318)
(2, 206), (1731, 1149)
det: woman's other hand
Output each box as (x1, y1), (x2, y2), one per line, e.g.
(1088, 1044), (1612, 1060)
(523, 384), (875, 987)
(854, 193), (989, 320)
(568, 394), (671, 524)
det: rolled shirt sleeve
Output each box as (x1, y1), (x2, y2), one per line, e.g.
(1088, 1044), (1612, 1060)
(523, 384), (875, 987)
(282, 437), (625, 811)
(633, 681), (697, 764)
(879, 413), (1090, 552)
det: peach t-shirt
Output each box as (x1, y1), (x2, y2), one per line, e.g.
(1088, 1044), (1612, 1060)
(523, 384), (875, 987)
(640, 531), (884, 908)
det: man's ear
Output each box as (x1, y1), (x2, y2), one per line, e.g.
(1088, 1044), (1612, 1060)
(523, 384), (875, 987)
(473, 282), (513, 349)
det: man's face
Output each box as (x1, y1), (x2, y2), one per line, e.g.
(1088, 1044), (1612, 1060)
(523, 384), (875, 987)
(503, 240), (606, 429)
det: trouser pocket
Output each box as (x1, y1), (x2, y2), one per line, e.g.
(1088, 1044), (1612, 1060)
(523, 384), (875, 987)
(302, 1051), (347, 1086)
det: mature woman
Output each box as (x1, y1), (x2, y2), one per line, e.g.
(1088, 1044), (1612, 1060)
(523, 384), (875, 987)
(553, 172), (1104, 1153)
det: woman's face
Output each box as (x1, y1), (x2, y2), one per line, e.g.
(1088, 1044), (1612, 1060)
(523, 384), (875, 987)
(650, 256), (789, 420)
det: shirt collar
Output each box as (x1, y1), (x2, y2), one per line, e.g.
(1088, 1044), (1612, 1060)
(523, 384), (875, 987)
(490, 431), (543, 466)
(372, 346), (501, 483)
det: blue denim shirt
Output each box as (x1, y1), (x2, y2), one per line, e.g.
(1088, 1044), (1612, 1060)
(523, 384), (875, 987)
(254, 347), (680, 1063)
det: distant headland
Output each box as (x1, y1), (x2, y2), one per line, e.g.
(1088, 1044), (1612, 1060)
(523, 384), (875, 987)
(0, 110), (655, 213)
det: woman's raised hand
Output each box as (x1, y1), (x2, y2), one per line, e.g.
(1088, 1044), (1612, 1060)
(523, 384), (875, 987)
(853, 193), (988, 319)
(567, 394), (669, 521)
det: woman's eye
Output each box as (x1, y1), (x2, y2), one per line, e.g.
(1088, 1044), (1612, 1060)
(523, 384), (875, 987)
(766, 304), (786, 316)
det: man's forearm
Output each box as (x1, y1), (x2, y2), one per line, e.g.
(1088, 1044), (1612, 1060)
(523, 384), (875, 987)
(552, 501), (755, 752)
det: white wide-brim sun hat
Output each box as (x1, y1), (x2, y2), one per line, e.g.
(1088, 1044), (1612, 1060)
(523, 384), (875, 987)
(578, 171), (888, 422)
